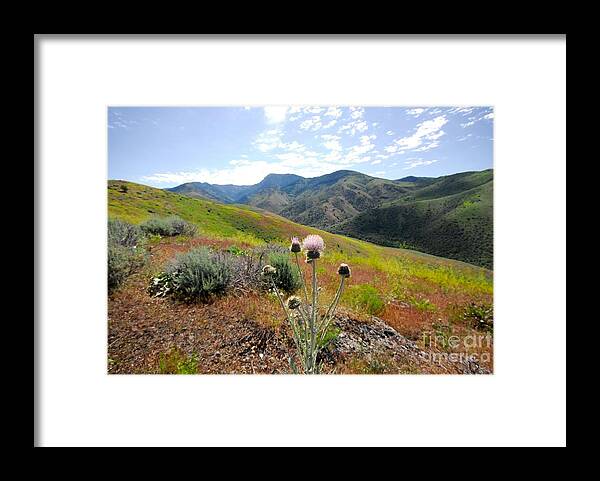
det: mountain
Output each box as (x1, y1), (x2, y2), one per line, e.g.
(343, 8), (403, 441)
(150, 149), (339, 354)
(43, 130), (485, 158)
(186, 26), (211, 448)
(167, 173), (304, 203)
(334, 171), (493, 268)
(166, 169), (493, 268)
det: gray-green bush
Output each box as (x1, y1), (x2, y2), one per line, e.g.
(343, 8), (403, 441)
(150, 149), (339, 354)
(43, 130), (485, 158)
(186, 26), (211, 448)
(108, 218), (141, 247)
(267, 252), (301, 294)
(163, 247), (233, 301)
(108, 243), (145, 292)
(108, 219), (145, 292)
(140, 215), (197, 237)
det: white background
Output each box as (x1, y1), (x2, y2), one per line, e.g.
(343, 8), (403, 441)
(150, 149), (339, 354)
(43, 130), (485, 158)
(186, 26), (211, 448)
(36, 35), (566, 447)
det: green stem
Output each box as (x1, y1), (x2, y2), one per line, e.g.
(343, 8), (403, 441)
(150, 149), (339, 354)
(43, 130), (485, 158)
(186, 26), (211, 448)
(321, 276), (345, 330)
(295, 252), (310, 307)
(309, 259), (318, 374)
(271, 279), (305, 372)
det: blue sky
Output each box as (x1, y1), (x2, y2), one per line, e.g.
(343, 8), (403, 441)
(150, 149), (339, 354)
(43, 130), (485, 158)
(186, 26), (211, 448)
(108, 106), (493, 187)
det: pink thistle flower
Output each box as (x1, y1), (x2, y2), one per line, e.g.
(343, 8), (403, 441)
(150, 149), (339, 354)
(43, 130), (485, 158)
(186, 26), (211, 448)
(302, 234), (325, 259)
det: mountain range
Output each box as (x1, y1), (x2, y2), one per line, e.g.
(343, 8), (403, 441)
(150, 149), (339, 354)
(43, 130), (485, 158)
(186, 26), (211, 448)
(167, 169), (493, 268)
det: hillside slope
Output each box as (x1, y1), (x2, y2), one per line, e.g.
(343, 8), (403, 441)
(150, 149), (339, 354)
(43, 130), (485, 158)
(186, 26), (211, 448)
(165, 169), (493, 267)
(108, 180), (493, 374)
(108, 180), (492, 275)
(334, 178), (493, 268)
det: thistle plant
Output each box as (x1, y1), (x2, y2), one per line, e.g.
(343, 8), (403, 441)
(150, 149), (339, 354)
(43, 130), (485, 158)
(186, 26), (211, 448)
(263, 235), (351, 374)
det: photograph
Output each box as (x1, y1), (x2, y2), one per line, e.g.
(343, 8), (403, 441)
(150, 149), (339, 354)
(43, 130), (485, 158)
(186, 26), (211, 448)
(107, 106), (494, 375)
(36, 34), (566, 447)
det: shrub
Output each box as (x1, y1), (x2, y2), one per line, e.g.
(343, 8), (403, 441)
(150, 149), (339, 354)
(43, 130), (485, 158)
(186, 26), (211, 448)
(267, 252), (301, 294)
(108, 218), (141, 248)
(226, 245), (248, 256)
(108, 219), (145, 292)
(140, 215), (197, 237)
(461, 302), (493, 331)
(108, 243), (145, 292)
(163, 247), (233, 301)
(345, 284), (385, 315)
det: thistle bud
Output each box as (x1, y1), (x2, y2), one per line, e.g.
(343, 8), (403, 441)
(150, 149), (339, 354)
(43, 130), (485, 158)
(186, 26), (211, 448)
(262, 265), (277, 276)
(290, 237), (301, 253)
(337, 263), (351, 278)
(287, 296), (302, 310)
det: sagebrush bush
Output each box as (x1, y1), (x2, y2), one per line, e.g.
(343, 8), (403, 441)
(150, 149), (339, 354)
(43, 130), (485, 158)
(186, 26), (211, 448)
(140, 216), (197, 237)
(108, 218), (141, 248)
(108, 219), (145, 292)
(108, 243), (145, 292)
(267, 252), (301, 294)
(345, 284), (384, 315)
(163, 247), (233, 301)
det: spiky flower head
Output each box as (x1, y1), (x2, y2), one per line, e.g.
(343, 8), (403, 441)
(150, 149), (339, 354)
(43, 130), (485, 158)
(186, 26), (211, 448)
(337, 263), (351, 278)
(303, 234), (325, 259)
(262, 265), (277, 276)
(287, 296), (302, 310)
(290, 237), (301, 253)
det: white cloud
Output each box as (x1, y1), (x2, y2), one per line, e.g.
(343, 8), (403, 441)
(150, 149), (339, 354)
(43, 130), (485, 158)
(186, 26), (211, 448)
(371, 159), (382, 165)
(338, 119), (368, 136)
(324, 106), (342, 118)
(264, 106), (288, 124)
(386, 130), (394, 136)
(403, 159), (440, 170)
(449, 107), (475, 115)
(323, 137), (342, 152)
(374, 171), (386, 176)
(254, 128), (283, 152)
(460, 110), (494, 128)
(300, 115), (322, 131)
(406, 108), (426, 117)
(350, 107), (365, 119)
(387, 115), (447, 152)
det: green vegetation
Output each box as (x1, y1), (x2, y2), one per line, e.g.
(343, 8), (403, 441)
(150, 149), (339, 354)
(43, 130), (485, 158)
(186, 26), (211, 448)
(266, 252), (301, 294)
(161, 247), (234, 302)
(158, 351), (199, 374)
(140, 215), (197, 237)
(460, 302), (494, 331)
(344, 284), (385, 315)
(108, 180), (492, 297)
(335, 174), (493, 268)
(107, 218), (146, 292)
(163, 169), (493, 268)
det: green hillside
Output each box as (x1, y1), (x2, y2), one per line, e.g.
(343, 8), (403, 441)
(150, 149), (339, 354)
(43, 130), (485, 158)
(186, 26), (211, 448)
(334, 174), (493, 268)
(108, 180), (492, 293)
(165, 169), (494, 268)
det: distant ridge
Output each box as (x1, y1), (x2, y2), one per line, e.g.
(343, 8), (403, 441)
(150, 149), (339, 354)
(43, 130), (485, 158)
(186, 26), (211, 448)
(166, 169), (493, 267)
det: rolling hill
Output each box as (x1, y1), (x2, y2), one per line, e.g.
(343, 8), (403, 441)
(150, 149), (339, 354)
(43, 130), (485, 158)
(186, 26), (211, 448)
(166, 169), (494, 268)
(107, 179), (493, 375)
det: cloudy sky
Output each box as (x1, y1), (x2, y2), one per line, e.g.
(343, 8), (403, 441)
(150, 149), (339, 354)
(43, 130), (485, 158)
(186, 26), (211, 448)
(108, 106), (493, 187)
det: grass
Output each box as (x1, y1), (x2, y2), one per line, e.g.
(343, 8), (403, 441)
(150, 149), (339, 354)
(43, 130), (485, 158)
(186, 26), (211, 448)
(158, 350), (199, 374)
(108, 180), (494, 370)
(108, 181), (492, 298)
